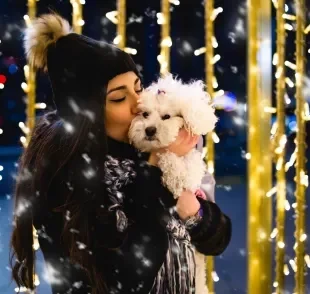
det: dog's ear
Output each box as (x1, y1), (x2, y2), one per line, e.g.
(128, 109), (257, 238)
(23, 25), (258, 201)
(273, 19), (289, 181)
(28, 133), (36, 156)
(180, 92), (218, 135)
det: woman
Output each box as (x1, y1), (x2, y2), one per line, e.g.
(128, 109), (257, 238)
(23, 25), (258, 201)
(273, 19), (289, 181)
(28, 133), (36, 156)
(10, 14), (231, 294)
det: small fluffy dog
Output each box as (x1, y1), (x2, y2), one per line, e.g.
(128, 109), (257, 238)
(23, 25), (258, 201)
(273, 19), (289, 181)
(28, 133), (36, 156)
(129, 74), (218, 294)
(129, 74), (217, 198)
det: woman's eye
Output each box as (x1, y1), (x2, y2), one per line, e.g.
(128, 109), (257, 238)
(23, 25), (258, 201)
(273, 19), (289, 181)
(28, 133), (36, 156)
(162, 114), (170, 120)
(142, 112), (149, 118)
(136, 88), (143, 94)
(111, 97), (125, 103)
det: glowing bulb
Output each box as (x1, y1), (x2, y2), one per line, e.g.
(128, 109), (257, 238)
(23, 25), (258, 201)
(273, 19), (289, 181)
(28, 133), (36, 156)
(266, 187), (277, 197)
(300, 234), (307, 242)
(214, 89), (224, 97)
(273, 53), (278, 65)
(285, 61), (296, 70)
(284, 264), (290, 275)
(212, 132), (220, 143)
(245, 153), (251, 160)
(285, 77), (294, 88)
(211, 7), (223, 21)
(273, 281), (278, 288)
(0, 165), (3, 171)
(34, 274), (40, 286)
(212, 54), (221, 64)
(0, 129), (3, 135)
(113, 35), (122, 45)
(212, 36), (218, 48)
(282, 14), (296, 21)
(305, 255), (310, 268)
(35, 103), (46, 109)
(106, 11), (118, 24)
(212, 76), (218, 89)
(156, 12), (164, 25)
(277, 241), (285, 249)
(80, 0), (85, 4)
(124, 48), (137, 55)
(270, 228), (278, 238)
(78, 19), (85, 26)
(284, 23), (293, 31)
(304, 24), (310, 34)
(161, 36), (172, 47)
(169, 0), (180, 4)
(194, 47), (206, 56)
(21, 82), (28, 92)
(285, 200), (290, 211)
(20, 136), (27, 144)
(212, 271), (219, 282)
(0, 83), (4, 89)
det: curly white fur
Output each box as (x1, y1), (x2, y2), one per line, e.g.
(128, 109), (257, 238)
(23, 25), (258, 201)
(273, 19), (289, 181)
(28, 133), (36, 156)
(129, 74), (218, 294)
(24, 13), (71, 71)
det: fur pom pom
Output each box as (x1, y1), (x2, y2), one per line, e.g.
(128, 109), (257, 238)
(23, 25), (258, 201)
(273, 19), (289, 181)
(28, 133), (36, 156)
(24, 13), (71, 71)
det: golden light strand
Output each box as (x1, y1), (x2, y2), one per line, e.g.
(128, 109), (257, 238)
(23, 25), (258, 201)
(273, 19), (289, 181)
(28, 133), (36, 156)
(116, 0), (126, 50)
(158, 0), (171, 75)
(247, 0), (273, 293)
(106, 1), (137, 55)
(274, 0), (286, 292)
(70, 0), (84, 34)
(294, 0), (307, 292)
(21, 2), (38, 292)
(22, 1), (36, 147)
(205, 0), (215, 292)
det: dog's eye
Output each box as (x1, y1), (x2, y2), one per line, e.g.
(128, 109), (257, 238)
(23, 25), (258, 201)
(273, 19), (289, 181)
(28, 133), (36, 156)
(142, 112), (149, 118)
(162, 114), (171, 120)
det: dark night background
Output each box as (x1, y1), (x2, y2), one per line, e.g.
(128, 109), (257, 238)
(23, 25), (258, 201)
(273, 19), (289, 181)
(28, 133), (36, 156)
(0, 0), (309, 293)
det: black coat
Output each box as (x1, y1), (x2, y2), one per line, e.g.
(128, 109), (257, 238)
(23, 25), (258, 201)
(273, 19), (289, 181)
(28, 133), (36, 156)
(33, 137), (232, 294)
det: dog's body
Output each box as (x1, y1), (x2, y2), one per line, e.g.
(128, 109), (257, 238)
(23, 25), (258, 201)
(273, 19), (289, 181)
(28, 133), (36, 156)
(129, 74), (217, 294)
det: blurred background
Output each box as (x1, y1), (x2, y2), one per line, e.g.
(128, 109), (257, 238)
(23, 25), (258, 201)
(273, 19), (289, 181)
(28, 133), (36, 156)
(0, 0), (309, 293)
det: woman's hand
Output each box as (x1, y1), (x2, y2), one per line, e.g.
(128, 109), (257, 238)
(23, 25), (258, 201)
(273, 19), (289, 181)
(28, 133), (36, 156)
(176, 190), (200, 221)
(148, 128), (199, 166)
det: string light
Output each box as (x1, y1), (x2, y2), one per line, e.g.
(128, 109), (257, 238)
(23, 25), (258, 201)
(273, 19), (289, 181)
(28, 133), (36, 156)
(294, 0), (307, 291)
(247, 0), (273, 292)
(203, 1), (224, 292)
(158, 0), (171, 75)
(70, 0), (85, 34)
(274, 1), (287, 291)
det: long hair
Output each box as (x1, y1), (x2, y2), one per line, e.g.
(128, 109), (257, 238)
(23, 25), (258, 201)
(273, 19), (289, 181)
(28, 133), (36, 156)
(10, 94), (109, 293)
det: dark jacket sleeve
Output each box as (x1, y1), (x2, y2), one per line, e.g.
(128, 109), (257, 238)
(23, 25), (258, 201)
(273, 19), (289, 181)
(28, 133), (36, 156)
(188, 198), (232, 256)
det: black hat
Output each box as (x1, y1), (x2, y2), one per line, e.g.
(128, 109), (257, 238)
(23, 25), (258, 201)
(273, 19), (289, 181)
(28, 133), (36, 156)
(24, 13), (139, 120)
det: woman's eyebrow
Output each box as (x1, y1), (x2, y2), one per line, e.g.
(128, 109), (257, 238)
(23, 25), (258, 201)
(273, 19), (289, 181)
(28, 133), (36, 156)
(107, 78), (140, 95)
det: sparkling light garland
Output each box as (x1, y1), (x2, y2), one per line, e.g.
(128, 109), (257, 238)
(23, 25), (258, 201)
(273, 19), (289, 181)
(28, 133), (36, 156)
(22, 0), (36, 147)
(274, 0), (286, 292)
(116, 0), (126, 50)
(205, 0), (215, 292)
(70, 0), (85, 34)
(247, 0), (273, 293)
(158, 0), (171, 75)
(294, 0), (307, 292)
(106, 1), (137, 54)
(21, 2), (38, 292)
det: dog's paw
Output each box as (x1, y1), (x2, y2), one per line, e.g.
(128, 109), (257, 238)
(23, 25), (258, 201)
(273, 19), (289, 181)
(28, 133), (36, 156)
(183, 150), (206, 191)
(157, 152), (187, 198)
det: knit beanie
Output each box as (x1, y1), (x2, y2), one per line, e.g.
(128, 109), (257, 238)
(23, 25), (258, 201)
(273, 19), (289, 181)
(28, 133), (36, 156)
(23, 13), (140, 120)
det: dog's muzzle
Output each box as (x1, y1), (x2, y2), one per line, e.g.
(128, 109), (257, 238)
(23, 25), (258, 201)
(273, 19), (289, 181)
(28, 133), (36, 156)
(145, 126), (157, 141)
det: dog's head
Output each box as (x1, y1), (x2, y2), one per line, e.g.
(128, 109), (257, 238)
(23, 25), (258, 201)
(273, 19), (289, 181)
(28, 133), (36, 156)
(129, 74), (218, 152)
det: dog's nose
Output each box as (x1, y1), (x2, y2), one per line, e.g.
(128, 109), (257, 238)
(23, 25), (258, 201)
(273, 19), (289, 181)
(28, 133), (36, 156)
(145, 126), (157, 137)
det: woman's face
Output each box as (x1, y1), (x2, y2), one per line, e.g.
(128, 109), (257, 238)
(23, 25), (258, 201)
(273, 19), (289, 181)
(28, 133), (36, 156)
(105, 71), (143, 142)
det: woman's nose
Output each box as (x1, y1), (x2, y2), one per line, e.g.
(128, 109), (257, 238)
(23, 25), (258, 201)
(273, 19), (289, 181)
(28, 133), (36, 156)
(131, 94), (140, 114)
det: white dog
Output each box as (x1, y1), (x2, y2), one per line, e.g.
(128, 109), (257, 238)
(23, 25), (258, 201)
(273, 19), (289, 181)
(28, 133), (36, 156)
(129, 74), (218, 294)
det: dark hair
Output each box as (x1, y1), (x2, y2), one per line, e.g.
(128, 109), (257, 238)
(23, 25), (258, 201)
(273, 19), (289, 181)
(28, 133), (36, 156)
(10, 89), (110, 293)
